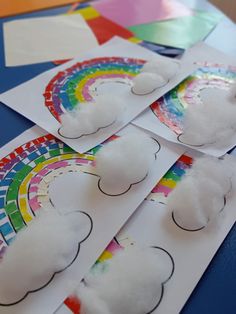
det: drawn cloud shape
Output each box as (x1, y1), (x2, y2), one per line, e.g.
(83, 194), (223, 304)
(131, 72), (167, 95)
(58, 94), (125, 139)
(168, 155), (233, 231)
(76, 246), (174, 314)
(0, 209), (92, 306)
(178, 86), (236, 147)
(141, 58), (180, 81)
(95, 133), (160, 196)
(132, 58), (179, 95)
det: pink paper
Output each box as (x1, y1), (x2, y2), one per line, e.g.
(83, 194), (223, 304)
(93, 0), (193, 27)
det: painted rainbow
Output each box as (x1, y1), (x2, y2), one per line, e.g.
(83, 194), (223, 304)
(151, 63), (236, 134)
(44, 57), (145, 121)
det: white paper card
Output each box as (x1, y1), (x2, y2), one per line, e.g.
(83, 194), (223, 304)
(3, 14), (99, 66)
(0, 124), (184, 314)
(133, 42), (236, 157)
(116, 177), (236, 314)
(0, 37), (197, 153)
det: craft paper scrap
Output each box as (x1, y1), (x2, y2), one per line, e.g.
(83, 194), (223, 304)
(0, 37), (197, 153)
(56, 152), (236, 314)
(133, 42), (236, 157)
(0, 0), (79, 18)
(0, 124), (184, 314)
(49, 4), (184, 65)
(3, 14), (99, 67)
(93, 0), (193, 27)
(129, 10), (222, 49)
(70, 4), (134, 44)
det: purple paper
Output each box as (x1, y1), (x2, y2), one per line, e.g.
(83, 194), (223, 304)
(93, 0), (193, 27)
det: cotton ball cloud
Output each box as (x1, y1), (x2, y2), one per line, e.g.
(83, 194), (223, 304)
(59, 95), (125, 139)
(95, 132), (160, 195)
(131, 72), (166, 95)
(178, 88), (236, 147)
(78, 287), (110, 314)
(141, 58), (180, 81)
(0, 209), (92, 305)
(76, 246), (174, 314)
(168, 155), (233, 231)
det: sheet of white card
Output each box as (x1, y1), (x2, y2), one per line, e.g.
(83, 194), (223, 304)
(133, 42), (236, 157)
(3, 14), (99, 66)
(0, 37), (197, 153)
(116, 175), (236, 314)
(0, 124), (184, 314)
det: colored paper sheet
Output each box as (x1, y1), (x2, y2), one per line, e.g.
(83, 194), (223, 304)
(93, 0), (193, 27)
(129, 11), (222, 49)
(3, 14), (98, 66)
(71, 4), (184, 56)
(0, 0), (79, 18)
(72, 4), (134, 44)
(0, 124), (184, 314)
(0, 37), (197, 153)
(51, 4), (183, 65)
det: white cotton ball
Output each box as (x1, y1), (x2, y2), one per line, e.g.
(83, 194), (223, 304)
(76, 246), (173, 314)
(195, 176), (226, 222)
(180, 88), (236, 146)
(169, 176), (225, 230)
(91, 94), (125, 127)
(189, 155), (232, 193)
(168, 176), (209, 230)
(0, 209), (91, 305)
(60, 112), (81, 138)
(95, 132), (158, 195)
(132, 72), (166, 95)
(168, 155), (232, 231)
(59, 95), (125, 138)
(78, 286), (110, 314)
(141, 58), (179, 81)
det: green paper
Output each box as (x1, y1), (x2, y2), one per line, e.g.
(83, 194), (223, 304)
(129, 11), (222, 49)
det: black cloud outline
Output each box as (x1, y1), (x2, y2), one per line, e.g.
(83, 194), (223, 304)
(177, 133), (216, 148)
(0, 210), (93, 307)
(171, 195), (227, 232)
(131, 61), (180, 96)
(84, 137), (161, 197)
(146, 246), (175, 314)
(131, 79), (169, 96)
(58, 119), (117, 139)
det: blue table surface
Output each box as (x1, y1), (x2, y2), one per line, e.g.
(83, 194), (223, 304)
(0, 4), (236, 314)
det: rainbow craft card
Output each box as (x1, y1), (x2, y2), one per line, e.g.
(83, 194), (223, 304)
(0, 124), (184, 314)
(133, 42), (236, 157)
(57, 150), (236, 314)
(0, 37), (197, 153)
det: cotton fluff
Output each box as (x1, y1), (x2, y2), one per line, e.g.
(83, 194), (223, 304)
(132, 72), (166, 95)
(59, 95), (125, 138)
(141, 58), (179, 81)
(179, 88), (236, 146)
(76, 246), (172, 314)
(95, 133), (158, 195)
(0, 209), (91, 305)
(167, 155), (232, 231)
(78, 287), (110, 314)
